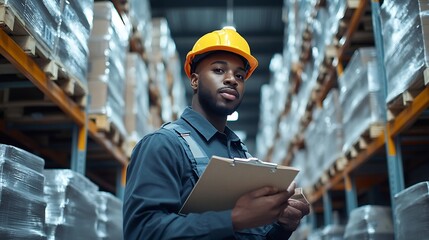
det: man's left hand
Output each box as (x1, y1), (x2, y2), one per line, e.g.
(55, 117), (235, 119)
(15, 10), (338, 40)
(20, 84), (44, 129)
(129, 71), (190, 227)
(277, 198), (310, 231)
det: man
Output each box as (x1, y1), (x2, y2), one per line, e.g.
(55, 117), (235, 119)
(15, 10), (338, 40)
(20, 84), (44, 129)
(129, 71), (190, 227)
(123, 27), (310, 239)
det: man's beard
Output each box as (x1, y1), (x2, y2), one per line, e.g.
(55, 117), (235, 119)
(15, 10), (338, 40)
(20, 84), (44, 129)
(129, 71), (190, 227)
(198, 84), (242, 117)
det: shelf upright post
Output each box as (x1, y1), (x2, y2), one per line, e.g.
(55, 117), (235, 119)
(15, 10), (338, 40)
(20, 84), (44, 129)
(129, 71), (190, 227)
(371, 0), (405, 237)
(344, 174), (357, 217)
(322, 191), (333, 225)
(116, 165), (127, 200)
(71, 97), (88, 175)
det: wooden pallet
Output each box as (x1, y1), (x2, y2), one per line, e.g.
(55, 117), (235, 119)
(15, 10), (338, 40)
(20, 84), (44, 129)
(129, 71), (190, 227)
(387, 68), (429, 121)
(0, 5), (87, 107)
(343, 122), (384, 161)
(89, 114), (126, 147)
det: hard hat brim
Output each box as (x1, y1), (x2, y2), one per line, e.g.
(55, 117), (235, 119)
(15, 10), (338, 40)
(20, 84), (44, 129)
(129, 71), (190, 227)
(185, 45), (258, 80)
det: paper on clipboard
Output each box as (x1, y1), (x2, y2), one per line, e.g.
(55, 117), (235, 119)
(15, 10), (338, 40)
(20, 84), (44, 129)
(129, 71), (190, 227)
(180, 155), (300, 214)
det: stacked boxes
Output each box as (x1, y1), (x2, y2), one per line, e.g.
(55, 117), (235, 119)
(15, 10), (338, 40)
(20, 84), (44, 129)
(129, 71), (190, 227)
(146, 18), (187, 124)
(124, 53), (151, 152)
(128, 0), (152, 59)
(0, 144), (46, 239)
(57, 0), (94, 86)
(394, 182), (429, 240)
(22, 0), (60, 56)
(256, 54), (290, 161)
(344, 205), (394, 240)
(44, 169), (100, 240)
(0, 0), (25, 12)
(88, 1), (129, 137)
(1, 0), (94, 87)
(381, 0), (429, 103)
(338, 48), (385, 153)
(96, 191), (123, 240)
(322, 90), (344, 168)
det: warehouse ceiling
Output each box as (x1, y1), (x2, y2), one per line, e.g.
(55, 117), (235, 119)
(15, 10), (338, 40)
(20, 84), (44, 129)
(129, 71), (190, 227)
(150, 0), (285, 153)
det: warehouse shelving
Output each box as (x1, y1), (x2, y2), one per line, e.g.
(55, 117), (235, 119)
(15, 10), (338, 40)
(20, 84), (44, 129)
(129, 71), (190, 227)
(295, 0), (429, 234)
(0, 27), (127, 194)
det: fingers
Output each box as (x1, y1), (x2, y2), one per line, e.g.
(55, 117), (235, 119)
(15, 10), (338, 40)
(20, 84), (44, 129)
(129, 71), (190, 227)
(248, 186), (280, 198)
(278, 206), (302, 231)
(288, 199), (310, 216)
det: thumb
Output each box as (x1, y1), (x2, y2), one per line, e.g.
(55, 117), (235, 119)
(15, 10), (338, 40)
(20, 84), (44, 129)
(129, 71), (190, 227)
(249, 186), (280, 198)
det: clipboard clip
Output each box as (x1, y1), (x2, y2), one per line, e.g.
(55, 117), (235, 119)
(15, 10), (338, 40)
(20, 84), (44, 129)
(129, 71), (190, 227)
(232, 157), (278, 171)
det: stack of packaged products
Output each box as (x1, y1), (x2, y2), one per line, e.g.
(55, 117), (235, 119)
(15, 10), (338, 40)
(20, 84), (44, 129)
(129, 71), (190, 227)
(88, 1), (129, 137)
(344, 205), (394, 240)
(0, 144), (46, 239)
(381, 0), (429, 103)
(44, 169), (100, 239)
(394, 181), (429, 240)
(338, 48), (385, 154)
(96, 191), (124, 240)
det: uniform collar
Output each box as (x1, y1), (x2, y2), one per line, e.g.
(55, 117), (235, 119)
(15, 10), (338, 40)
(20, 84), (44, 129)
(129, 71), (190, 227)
(181, 107), (241, 142)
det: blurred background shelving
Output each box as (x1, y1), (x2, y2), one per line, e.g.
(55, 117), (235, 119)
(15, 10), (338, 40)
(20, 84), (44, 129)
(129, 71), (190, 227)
(0, 0), (428, 239)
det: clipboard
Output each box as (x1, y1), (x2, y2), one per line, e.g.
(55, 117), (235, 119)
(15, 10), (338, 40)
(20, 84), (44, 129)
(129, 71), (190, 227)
(180, 155), (300, 214)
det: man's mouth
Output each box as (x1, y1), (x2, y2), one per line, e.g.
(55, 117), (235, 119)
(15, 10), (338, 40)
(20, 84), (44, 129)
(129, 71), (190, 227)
(219, 87), (239, 101)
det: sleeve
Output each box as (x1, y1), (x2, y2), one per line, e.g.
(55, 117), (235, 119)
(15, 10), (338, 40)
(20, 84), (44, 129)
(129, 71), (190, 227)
(123, 131), (236, 239)
(266, 223), (293, 240)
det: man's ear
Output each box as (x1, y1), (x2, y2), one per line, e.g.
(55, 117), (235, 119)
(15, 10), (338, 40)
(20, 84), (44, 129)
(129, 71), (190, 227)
(190, 73), (199, 91)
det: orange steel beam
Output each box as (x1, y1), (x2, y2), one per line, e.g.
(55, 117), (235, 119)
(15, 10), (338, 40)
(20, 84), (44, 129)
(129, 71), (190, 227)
(88, 121), (128, 166)
(309, 133), (386, 203)
(389, 86), (429, 136)
(337, 0), (368, 60)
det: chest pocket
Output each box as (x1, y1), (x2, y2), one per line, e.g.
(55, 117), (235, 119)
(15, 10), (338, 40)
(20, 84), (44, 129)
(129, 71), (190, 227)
(163, 123), (209, 178)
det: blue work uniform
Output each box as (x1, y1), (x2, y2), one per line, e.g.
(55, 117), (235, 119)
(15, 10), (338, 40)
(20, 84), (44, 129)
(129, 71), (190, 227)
(123, 107), (293, 239)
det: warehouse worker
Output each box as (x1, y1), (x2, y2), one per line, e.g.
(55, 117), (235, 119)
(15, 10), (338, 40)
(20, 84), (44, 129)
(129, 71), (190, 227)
(123, 27), (310, 239)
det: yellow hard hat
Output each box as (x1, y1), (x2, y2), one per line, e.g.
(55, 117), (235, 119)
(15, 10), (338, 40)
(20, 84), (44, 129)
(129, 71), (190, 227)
(184, 27), (258, 80)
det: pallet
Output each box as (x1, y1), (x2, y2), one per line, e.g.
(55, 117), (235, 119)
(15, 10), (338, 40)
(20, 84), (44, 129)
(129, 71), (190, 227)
(0, 5), (87, 107)
(343, 122), (384, 161)
(387, 68), (429, 121)
(89, 114), (126, 147)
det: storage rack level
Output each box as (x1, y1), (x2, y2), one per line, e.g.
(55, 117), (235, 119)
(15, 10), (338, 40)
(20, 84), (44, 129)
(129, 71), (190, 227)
(0, 28), (127, 194)
(307, 0), (429, 234)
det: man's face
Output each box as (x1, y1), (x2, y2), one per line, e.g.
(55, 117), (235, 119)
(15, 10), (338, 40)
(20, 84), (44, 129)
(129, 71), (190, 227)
(193, 52), (247, 116)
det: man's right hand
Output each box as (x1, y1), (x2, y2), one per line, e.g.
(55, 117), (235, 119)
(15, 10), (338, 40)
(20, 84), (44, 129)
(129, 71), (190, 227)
(231, 185), (295, 230)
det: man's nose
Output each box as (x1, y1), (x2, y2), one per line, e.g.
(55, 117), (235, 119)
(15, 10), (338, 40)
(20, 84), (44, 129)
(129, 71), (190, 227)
(223, 71), (238, 86)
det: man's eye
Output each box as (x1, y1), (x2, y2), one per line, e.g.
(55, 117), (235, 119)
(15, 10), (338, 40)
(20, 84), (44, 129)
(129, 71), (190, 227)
(236, 74), (244, 80)
(213, 68), (224, 74)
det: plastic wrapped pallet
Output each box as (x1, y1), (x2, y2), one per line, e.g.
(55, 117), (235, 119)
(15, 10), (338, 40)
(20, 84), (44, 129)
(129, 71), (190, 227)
(28, 0), (60, 56)
(304, 108), (325, 186)
(321, 212), (345, 240)
(344, 205), (394, 240)
(322, 90), (343, 171)
(0, 0), (26, 14)
(148, 18), (173, 63)
(124, 53), (150, 147)
(381, 0), (429, 103)
(96, 192), (123, 240)
(88, 1), (129, 137)
(128, 0), (151, 41)
(326, 0), (347, 38)
(255, 84), (277, 159)
(283, 0), (315, 63)
(169, 53), (187, 119)
(44, 169), (100, 240)
(338, 48), (385, 154)
(394, 181), (429, 240)
(311, 8), (331, 67)
(0, 144), (46, 240)
(56, 0), (94, 85)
